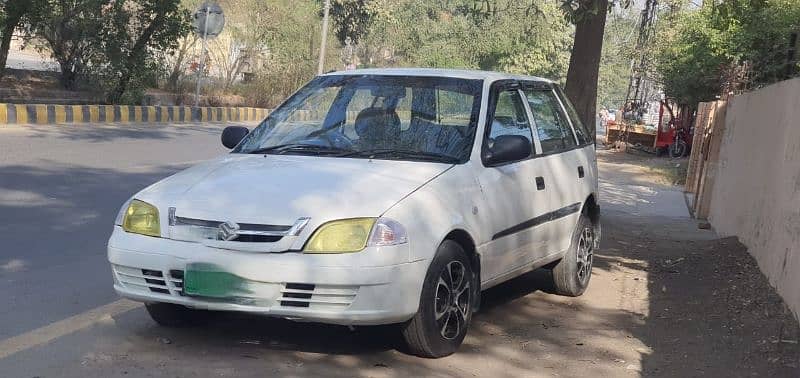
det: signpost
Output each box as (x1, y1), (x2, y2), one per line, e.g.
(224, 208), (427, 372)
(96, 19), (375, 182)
(193, 2), (225, 107)
(317, 0), (331, 75)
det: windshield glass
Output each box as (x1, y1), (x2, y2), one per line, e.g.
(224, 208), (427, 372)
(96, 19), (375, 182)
(234, 75), (484, 163)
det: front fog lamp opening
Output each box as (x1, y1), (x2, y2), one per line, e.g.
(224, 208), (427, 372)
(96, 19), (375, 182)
(368, 218), (408, 247)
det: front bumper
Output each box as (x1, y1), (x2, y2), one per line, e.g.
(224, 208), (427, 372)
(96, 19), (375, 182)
(107, 227), (428, 325)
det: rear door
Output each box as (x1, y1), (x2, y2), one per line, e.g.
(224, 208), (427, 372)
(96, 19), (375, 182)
(522, 84), (584, 255)
(553, 85), (598, 201)
(474, 81), (553, 281)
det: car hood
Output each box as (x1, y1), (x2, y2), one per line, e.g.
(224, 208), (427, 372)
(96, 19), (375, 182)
(136, 154), (452, 226)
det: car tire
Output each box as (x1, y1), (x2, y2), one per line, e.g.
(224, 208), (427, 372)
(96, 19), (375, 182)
(669, 140), (687, 158)
(551, 214), (595, 297)
(145, 302), (204, 327)
(401, 240), (474, 358)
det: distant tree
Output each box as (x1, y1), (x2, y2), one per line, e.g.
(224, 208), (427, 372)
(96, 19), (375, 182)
(597, 6), (638, 110)
(0, 0), (35, 80)
(26, 0), (107, 90)
(655, 0), (800, 104)
(382, 0), (572, 79)
(101, 0), (191, 103)
(328, 0), (381, 46)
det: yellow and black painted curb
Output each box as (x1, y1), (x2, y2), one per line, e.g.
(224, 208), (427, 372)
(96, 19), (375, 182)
(0, 104), (269, 125)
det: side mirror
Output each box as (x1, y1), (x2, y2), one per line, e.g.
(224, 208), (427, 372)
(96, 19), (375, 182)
(483, 135), (532, 166)
(221, 126), (249, 149)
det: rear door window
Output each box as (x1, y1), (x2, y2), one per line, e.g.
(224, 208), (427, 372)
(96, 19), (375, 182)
(524, 89), (577, 154)
(554, 86), (593, 144)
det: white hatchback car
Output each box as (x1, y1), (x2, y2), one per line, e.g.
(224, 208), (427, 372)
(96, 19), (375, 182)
(108, 68), (600, 357)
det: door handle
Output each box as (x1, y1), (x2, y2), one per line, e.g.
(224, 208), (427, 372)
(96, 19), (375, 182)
(578, 166), (585, 178)
(535, 176), (546, 190)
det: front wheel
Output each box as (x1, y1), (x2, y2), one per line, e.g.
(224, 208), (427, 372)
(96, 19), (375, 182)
(401, 240), (474, 358)
(551, 215), (595, 297)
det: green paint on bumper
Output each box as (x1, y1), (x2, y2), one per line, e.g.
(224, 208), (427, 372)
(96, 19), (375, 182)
(183, 263), (254, 298)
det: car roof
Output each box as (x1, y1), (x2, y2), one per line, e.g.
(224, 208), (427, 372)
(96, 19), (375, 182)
(322, 68), (556, 84)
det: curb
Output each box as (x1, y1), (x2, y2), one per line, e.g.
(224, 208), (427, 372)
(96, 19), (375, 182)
(0, 103), (270, 125)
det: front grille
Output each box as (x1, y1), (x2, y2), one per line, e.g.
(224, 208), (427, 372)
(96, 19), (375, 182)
(234, 234), (282, 243)
(174, 216), (292, 233)
(279, 283), (358, 310)
(114, 265), (183, 297)
(168, 215), (306, 243)
(169, 270), (184, 295)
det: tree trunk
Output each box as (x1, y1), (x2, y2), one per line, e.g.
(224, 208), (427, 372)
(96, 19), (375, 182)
(0, 3), (26, 80)
(564, 0), (608, 136)
(107, 15), (164, 104)
(168, 37), (194, 91)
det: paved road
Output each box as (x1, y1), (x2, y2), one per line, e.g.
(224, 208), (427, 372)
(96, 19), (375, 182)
(0, 123), (237, 340)
(0, 125), (797, 377)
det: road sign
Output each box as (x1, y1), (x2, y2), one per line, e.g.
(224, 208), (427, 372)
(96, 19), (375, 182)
(193, 2), (225, 107)
(193, 2), (225, 39)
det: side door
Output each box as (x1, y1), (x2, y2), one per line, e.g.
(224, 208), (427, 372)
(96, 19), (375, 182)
(522, 84), (584, 255)
(553, 85), (598, 203)
(473, 82), (553, 281)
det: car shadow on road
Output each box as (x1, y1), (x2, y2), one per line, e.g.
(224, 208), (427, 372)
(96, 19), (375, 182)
(17, 123), (246, 143)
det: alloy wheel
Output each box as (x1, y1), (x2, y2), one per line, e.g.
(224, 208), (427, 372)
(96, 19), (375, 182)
(434, 261), (471, 340)
(576, 227), (594, 284)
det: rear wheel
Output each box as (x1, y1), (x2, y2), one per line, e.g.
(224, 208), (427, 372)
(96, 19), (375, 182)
(145, 302), (205, 327)
(401, 240), (474, 358)
(551, 215), (595, 297)
(669, 140), (687, 158)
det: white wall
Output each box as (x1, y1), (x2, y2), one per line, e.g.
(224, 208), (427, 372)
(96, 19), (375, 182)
(708, 78), (800, 319)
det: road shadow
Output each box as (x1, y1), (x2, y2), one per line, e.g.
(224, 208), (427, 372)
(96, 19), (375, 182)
(17, 123), (250, 143)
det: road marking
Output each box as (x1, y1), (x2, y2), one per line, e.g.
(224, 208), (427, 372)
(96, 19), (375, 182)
(0, 299), (141, 360)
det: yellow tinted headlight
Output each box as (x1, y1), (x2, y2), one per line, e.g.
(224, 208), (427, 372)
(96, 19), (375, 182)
(303, 218), (375, 253)
(122, 199), (160, 237)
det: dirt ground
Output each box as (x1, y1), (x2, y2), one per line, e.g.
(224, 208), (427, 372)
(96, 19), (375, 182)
(592, 149), (799, 377)
(0, 147), (797, 378)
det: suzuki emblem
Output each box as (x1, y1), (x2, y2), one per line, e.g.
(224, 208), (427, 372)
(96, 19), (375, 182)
(218, 221), (240, 241)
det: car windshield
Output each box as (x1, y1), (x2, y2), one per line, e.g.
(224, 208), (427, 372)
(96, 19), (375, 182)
(234, 75), (484, 163)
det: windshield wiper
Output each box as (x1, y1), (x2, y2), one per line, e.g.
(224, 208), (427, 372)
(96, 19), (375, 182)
(248, 144), (352, 155)
(342, 149), (460, 164)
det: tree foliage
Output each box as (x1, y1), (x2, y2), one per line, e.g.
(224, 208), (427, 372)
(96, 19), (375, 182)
(100, 0), (191, 103)
(4, 0), (190, 103)
(0, 0), (39, 79)
(26, 0), (106, 90)
(342, 0), (573, 81)
(597, 7), (638, 109)
(655, 0), (800, 105)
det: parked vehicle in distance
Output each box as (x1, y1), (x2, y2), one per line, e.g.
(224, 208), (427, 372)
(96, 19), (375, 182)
(108, 68), (600, 358)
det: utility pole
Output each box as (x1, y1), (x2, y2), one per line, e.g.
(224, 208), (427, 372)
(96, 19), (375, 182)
(317, 0), (331, 75)
(195, 4), (210, 107)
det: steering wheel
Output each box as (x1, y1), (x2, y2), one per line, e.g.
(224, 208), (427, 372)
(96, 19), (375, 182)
(303, 128), (354, 149)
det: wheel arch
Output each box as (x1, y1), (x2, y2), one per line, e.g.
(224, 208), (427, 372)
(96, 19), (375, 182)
(443, 229), (479, 275)
(442, 229), (482, 310)
(582, 193), (600, 226)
